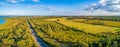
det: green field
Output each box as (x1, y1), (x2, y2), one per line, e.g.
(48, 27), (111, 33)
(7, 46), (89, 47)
(57, 20), (120, 34)
(0, 18), (37, 47)
(0, 16), (120, 47)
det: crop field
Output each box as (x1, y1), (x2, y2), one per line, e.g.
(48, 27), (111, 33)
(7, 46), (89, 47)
(72, 19), (120, 27)
(58, 20), (120, 34)
(0, 16), (120, 47)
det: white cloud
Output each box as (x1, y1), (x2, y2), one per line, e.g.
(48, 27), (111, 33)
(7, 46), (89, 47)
(7, 0), (25, 3)
(85, 0), (120, 12)
(6, 0), (40, 3)
(75, 10), (120, 16)
(33, 0), (39, 2)
(0, 2), (7, 5)
(32, 5), (51, 10)
(31, 5), (75, 14)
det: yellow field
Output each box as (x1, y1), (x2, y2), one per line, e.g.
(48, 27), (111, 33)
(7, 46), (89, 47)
(58, 20), (120, 34)
(102, 21), (120, 27)
(72, 19), (120, 27)
(0, 18), (19, 30)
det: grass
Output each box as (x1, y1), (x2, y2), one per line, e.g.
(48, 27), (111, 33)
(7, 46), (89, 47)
(72, 19), (120, 27)
(29, 18), (101, 47)
(102, 21), (120, 27)
(0, 18), (19, 30)
(0, 18), (37, 47)
(30, 18), (120, 47)
(0, 16), (120, 47)
(57, 20), (120, 34)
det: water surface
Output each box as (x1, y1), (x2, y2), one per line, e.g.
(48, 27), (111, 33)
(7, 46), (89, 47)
(0, 16), (6, 24)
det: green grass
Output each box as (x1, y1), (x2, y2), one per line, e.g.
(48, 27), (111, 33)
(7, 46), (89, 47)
(0, 18), (37, 47)
(72, 19), (120, 27)
(57, 20), (120, 34)
(0, 16), (120, 47)
(0, 18), (19, 30)
(29, 18), (102, 47)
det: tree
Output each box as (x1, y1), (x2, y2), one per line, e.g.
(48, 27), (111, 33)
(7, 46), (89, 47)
(98, 43), (102, 47)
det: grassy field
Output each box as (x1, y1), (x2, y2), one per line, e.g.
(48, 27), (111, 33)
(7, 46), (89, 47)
(0, 16), (120, 47)
(29, 17), (120, 47)
(0, 18), (37, 47)
(0, 18), (19, 30)
(29, 18), (100, 47)
(57, 20), (120, 34)
(72, 19), (120, 27)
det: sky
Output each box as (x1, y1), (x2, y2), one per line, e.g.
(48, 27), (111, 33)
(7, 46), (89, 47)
(0, 0), (120, 16)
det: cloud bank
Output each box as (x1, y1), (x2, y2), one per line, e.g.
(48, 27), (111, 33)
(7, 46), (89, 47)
(85, 0), (120, 12)
(7, 0), (25, 3)
(6, 0), (39, 3)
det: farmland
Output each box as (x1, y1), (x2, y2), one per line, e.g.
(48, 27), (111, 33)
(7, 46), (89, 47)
(0, 16), (120, 47)
(57, 20), (120, 34)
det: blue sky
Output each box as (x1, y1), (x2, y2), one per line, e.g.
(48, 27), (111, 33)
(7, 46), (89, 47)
(0, 0), (120, 16)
